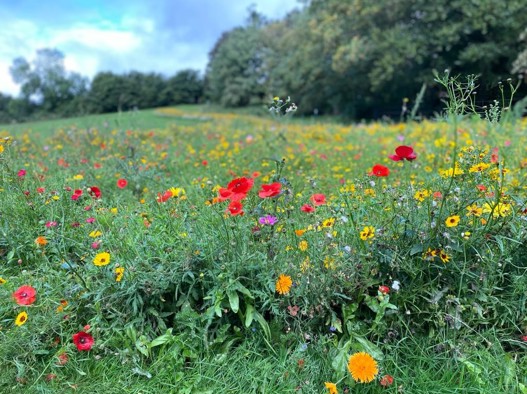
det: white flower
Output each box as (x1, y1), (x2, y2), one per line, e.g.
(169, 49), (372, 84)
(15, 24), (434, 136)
(392, 280), (401, 291)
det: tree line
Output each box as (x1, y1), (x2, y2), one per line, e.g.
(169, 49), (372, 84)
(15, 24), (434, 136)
(206, 0), (527, 118)
(0, 49), (203, 123)
(2, 0), (527, 123)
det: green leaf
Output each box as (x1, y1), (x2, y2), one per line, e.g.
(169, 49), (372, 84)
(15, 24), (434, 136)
(135, 336), (150, 357)
(150, 328), (173, 348)
(352, 336), (384, 361)
(245, 304), (254, 328)
(253, 311), (271, 341)
(227, 289), (239, 313)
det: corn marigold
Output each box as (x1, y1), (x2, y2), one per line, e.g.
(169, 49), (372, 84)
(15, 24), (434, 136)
(275, 274), (292, 295)
(15, 311), (28, 326)
(347, 352), (378, 383)
(93, 252), (111, 266)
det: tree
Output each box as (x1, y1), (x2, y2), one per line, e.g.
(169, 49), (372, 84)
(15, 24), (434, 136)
(9, 48), (88, 115)
(162, 69), (203, 105)
(206, 13), (267, 107)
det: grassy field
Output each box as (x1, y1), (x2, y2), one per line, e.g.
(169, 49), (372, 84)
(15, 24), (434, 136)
(0, 105), (526, 393)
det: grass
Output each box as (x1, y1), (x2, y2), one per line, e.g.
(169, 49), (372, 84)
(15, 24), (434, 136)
(0, 104), (526, 393)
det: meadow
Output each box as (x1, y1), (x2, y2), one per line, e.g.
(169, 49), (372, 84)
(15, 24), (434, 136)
(0, 98), (526, 393)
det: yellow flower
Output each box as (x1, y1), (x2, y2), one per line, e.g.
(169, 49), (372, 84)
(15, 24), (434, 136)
(423, 248), (437, 261)
(275, 274), (292, 295)
(89, 230), (102, 238)
(347, 352), (378, 383)
(360, 226), (375, 241)
(73, 174), (84, 180)
(414, 189), (431, 202)
(466, 204), (482, 217)
(0, 145), (4, 154)
(482, 202), (512, 218)
(298, 240), (308, 251)
(115, 267), (125, 282)
(469, 162), (490, 173)
(15, 311), (28, 327)
(324, 382), (338, 394)
(440, 165), (464, 178)
(439, 250), (450, 263)
(0, 277), (6, 285)
(93, 252), (111, 266)
(445, 215), (460, 227)
(110, 207), (118, 214)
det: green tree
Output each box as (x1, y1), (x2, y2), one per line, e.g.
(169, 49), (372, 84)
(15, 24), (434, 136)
(9, 48), (88, 115)
(162, 69), (203, 104)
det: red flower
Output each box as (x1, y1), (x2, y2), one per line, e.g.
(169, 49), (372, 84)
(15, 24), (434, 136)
(521, 335), (527, 342)
(369, 164), (390, 177)
(71, 189), (83, 200)
(379, 374), (394, 387)
(227, 200), (244, 216)
(310, 193), (326, 206)
(378, 285), (390, 295)
(117, 179), (128, 189)
(226, 177), (254, 200)
(301, 204), (315, 213)
(13, 285), (37, 306)
(389, 145), (416, 161)
(156, 190), (173, 203)
(89, 186), (101, 199)
(217, 187), (233, 201)
(37, 187), (45, 194)
(72, 331), (94, 351)
(258, 182), (281, 198)
(18, 169), (26, 178)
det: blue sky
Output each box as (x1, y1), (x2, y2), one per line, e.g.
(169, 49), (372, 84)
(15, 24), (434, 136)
(0, 0), (301, 96)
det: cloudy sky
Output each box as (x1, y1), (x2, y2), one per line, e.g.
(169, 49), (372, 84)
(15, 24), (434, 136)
(0, 0), (301, 96)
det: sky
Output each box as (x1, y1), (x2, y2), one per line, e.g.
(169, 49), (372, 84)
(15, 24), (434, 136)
(0, 0), (301, 96)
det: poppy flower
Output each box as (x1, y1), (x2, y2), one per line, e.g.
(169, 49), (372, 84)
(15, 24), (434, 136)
(389, 145), (416, 161)
(71, 189), (83, 200)
(13, 285), (37, 306)
(227, 200), (244, 216)
(380, 374), (394, 387)
(378, 285), (390, 295)
(17, 169), (26, 178)
(258, 182), (281, 198)
(369, 164), (390, 177)
(72, 331), (94, 351)
(310, 194), (326, 206)
(301, 204), (315, 213)
(226, 177), (254, 200)
(88, 186), (101, 199)
(217, 187), (233, 201)
(156, 190), (173, 203)
(117, 179), (128, 189)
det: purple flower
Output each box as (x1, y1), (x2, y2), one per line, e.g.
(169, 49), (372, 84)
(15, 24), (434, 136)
(258, 215), (278, 226)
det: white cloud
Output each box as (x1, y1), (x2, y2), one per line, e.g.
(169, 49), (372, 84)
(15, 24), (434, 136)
(50, 26), (141, 53)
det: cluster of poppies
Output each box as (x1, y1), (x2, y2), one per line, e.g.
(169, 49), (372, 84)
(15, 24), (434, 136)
(368, 145), (417, 177)
(217, 177), (282, 216)
(12, 285), (94, 351)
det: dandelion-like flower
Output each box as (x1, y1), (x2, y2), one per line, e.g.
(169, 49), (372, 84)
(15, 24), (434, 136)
(445, 215), (460, 227)
(93, 252), (111, 266)
(347, 352), (378, 383)
(275, 274), (292, 295)
(15, 311), (28, 327)
(324, 382), (338, 394)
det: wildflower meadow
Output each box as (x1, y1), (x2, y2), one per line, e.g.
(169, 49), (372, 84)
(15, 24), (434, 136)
(0, 88), (526, 393)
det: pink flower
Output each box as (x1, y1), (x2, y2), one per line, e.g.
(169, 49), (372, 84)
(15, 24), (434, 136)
(18, 169), (26, 178)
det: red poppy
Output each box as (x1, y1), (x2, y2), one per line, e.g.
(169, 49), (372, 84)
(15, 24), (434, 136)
(71, 189), (83, 200)
(379, 285), (390, 295)
(217, 187), (233, 201)
(227, 200), (244, 216)
(379, 374), (394, 387)
(13, 285), (37, 306)
(37, 187), (45, 194)
(369, 164), (390, 177)
(310, 194), (326, 206)
(301, 204), (315, 213)
(156, 190), (173, 203)
(89, 186), (101, 199)
(258, 182), (281, 198)
(72, 331), (94, 351)
(389, 145), (416, 161)
(226, 177), (254, 200)
(117, 179), (128, 189)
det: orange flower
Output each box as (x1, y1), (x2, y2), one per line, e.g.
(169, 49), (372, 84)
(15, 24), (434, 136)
(275, 274), (292, 295)
(35, 236), (47, 246)
(347, 352), (378, 383)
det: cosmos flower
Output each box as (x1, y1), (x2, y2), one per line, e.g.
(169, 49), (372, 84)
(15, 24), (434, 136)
(258, 215), (278, 225)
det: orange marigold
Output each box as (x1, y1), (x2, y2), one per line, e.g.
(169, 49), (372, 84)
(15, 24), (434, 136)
(275, 274), (292, 295)
(35, 236), (47, 246)
(347, 352), (378, 383)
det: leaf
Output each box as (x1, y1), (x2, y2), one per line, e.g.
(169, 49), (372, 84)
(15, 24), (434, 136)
(331, 340), (352, 373)
(352, 336), (384, 361)
(135, 336), (150, 357)
(253, 311), (271, 341)
(150, 328), (173, 348)
(227, 289), (239, 313)
(519, 383), (527, 394)
(410, 243), (424, 256)
(245, 304), (254, 328)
